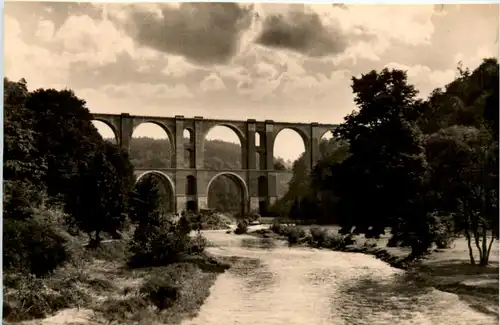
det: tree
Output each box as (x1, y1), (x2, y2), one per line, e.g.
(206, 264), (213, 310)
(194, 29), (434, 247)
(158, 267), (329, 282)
(425, 125), (498, 265)
(332, 68), (432, 255)
(129, 175), (164, 225)
(129, 175), (200, 268)
(65, 142), (135, 245)
(418, 58), (499, 135)
(18, 87), (135, 244)
(3, 78), (47, 206)
(24, 88), (103, 202)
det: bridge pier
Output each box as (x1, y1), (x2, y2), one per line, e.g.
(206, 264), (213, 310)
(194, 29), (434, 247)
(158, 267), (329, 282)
(250, 197), (260, 213)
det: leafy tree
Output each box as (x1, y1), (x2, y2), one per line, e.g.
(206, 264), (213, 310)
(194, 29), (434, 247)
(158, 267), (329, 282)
(425, 125), (498, 265)
(15, 87), (135, 244)
(129, 175), (204, 267)
(129, 175), (164, 225)
(25, 88), (103, 200)
(418, 58), (499, 135)
(4, 78), (47, 208)
(273, 159), (287, 170)
(65, 142), (135, 245)
(332, 69), (432, 255)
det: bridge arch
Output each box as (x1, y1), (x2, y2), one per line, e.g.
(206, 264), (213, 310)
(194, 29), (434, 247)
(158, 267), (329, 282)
(272, 127), (309, 169)
(131, 121), (175, 153)
(131, 121), (175, 169)
(136, 170), (175, 212)
(203, 122), (246, 146)
(204, 123), (245, 170)
(206, 172), (248, 216)
(92, 119), (119, 145)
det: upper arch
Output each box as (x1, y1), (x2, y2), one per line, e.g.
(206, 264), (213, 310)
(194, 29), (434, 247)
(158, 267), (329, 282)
(131, 120), (176, 152)
(92, 118), (119, 144)
(272, 126), (310, 155)
(203, 122), (246, 146)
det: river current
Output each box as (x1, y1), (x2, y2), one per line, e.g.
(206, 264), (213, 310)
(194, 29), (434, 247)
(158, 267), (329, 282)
(181, 227), (496, 325)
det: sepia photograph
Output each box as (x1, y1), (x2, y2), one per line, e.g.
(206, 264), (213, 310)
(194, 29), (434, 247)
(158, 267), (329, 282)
(3, 2), (499, 325)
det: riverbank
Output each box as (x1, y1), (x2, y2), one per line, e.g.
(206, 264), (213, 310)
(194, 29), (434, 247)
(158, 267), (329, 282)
(249, 226), (499, 317)
(3, 240), (232, 325)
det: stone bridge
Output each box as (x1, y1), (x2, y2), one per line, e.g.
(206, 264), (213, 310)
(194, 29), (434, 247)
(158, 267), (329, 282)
(93, 113), (337, 215)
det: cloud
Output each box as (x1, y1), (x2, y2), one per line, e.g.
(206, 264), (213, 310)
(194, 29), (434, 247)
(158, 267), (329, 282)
(120, 3), (254, 65)
(104, 83), (193, 100)
(255, 8), (351, 57)
(4, 2), (498, 137)
(200, 73), (227, 92)
(385, 62), (455, 98)
(5, 15), (69, 89)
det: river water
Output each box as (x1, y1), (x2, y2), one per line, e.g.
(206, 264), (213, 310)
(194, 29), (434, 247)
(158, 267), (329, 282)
(181, 227), (497, 325)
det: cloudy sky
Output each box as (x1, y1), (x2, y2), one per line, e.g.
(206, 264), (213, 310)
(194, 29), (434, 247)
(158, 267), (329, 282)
(5, 2), (499, 161)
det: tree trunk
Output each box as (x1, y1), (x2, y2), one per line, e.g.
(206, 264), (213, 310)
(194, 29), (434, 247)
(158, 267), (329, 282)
(464, 228), (476, 265)
(484, 237), (496, 266)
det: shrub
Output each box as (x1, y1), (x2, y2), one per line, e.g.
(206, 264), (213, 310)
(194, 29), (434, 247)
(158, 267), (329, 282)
(4, 217), (69, 277)
(129, 215), (208, 268)
(270, 219), (289, 235)
(309, 226), (329, 247)
(188, 233), (208, 255)
(98, 296), (150, 321)
(3, 272), (89, 321)
(139, 263), (197, 310)
(429, 215), (456, 249)
(234, 220), (249, 235)
(129, 223), (190, 268)
(248, 212), (261, 223)
(286, 226), (306, 245)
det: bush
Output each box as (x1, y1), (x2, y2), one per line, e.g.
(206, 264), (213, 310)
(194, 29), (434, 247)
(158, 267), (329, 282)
(188, 233), (208, 255)
(270, 220), (283, 234)
(286, 226), (306, 245)
(234, 220), (249, 235)
(4, 217), (69, 277)
(309, 226), (329, 247)
(140, 277), (180, 310)
(129, 215), (208, 268)
(248, 212), (261, 223)
(270, 219), (289, 235)
(129, 223), (189, 268)
(3, 272), (89, 321)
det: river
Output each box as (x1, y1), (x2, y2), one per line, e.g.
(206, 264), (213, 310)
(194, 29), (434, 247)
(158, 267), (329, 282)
(181, 227), (496, 325)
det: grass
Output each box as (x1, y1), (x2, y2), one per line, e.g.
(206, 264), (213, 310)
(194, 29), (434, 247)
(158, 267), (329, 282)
(93, 262), (226, 324)
(4, 239), (231, 325)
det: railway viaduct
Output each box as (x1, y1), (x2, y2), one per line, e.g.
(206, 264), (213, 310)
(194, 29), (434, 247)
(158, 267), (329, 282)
(92, 113), (337, 215)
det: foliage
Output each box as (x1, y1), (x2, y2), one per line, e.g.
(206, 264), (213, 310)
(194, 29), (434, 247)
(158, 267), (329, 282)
(329, 69), (430, 257)
(285, 226), (306, 245)
(5, 80), (135, 244)
(129, 176), (207, 267)
(271, 137), (349, 223)
(234, 219), (249, 235)
(67, 141), (135, 245)
(425, 125), (498, 264)
(3, 204), (70, 277)
(129, 175), (165, 224)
